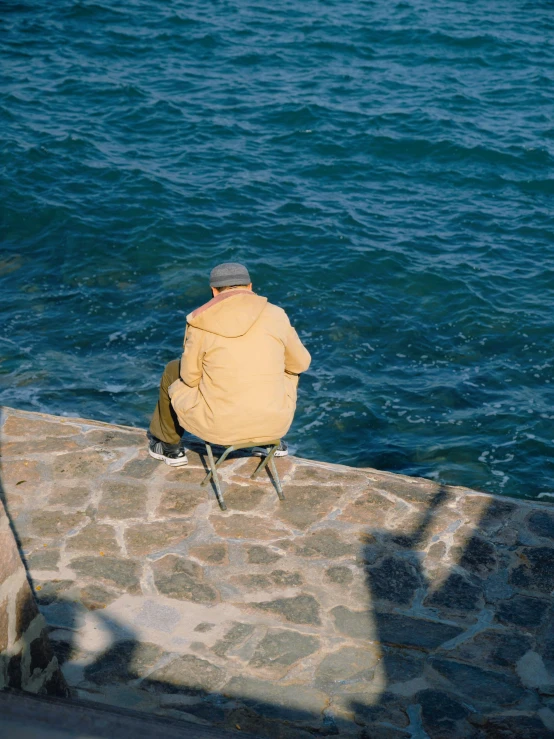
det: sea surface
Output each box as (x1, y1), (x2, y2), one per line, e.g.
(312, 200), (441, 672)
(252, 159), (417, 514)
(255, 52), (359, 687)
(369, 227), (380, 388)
(1, 0), (554, 500)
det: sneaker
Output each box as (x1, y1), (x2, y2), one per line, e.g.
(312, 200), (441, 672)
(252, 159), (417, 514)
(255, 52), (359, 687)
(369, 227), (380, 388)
(252, 441), (288, 457)
(148, 435), (188, 467)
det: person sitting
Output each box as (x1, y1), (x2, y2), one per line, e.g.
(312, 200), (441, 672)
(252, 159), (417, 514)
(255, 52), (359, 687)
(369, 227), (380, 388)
(148, 262), (311, 466)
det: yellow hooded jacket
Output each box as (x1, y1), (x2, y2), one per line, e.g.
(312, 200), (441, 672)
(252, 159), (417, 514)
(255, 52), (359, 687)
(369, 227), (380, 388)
(168, 289), (311, 445)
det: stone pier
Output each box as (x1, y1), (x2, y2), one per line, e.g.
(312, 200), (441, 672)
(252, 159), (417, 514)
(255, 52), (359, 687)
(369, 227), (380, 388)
(1, 406), (553, 738)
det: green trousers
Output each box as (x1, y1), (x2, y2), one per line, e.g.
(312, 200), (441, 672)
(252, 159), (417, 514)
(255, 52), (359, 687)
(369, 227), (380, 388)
(149, 359), (184, 445)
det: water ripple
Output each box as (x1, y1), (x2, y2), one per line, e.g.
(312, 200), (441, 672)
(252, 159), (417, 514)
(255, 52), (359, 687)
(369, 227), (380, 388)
(1, 0), (554, 499)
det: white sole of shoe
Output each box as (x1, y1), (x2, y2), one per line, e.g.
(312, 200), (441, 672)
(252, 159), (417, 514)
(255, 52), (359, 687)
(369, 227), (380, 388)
(251, 448), (288, 457)
(148, 448), (188, 467)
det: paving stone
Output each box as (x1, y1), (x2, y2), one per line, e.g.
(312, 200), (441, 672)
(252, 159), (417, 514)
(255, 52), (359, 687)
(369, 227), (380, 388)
(348, 691), (410, 728)
(224, 707), (317, 739)
(292, 464), (366, 487)
(157, 486), (205, 517)
(26, 547), (59, 571)
(151, 554), (218, 603)
(47, 486), (91, 508)
(210, 514), (288, 540)
(85, 640), (164, 684)
(250, 629), (320, 672)
(224, 676), (328, 724)
(462, 497), (517, 532)
(269, 569), (303, 587)
(425, 541), (446, 571)
(219, 484), (271, 511)
(134, 600), (182, 634)
(510, 547), (554, 594)
(3, 416), (79, 438)
(424, 573), (482, 612)
(66, 523), (119, 554)
(330, 606), (373, 640)
(315, 646), (379, 691)
(455, 535), (497, 577)
(382, 648), (425, 682)
(98, 481), (148, 519)
(34, 580), (74, 606)
(189, 543), (228, 564)
(82, 429), (142, 448)
(1, 493), (25, 516)
(52, 451), (109, 479)
(416, 689), (472, 739)
(124, 521), (192, 556)
(212, 622), (255, 657)
(367, 556), (421, 605)
(161, 463), (207, 484)
(480, 715), (554, 739)
(374, 475), (441, 503)
(1, 460), (43, 488)
(251, 594), (321, 625)
(145, 654), (225, 694)
(239, 574), (273, 590)
(293, 529), (356, 558)
(338, 490), (395, 526)
(70, 556), (141, 594)
(119, 456), (161, 478)
(326, 566), (354, 584)
(430, 658), (524, 708)
(79, 584), (119, 611)
(544, 615), (554, 672)
(29, 511), (86, 538)
(332, 608), (463, 649)
(496, 595), (549, 629)
(232, 454), (295, 481)
(246, 545), (282, 564)
(450, 630), (532, 669)
(484, 570), (514, 602)
(4, 438), (80, 454)
(377, 613), (466, 650)
(274, 485), (346, 529)
(527, 510), (554, 540)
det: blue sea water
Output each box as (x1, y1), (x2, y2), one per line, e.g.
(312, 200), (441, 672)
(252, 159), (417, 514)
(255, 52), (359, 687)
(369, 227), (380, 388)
(1, 0), (554, 500)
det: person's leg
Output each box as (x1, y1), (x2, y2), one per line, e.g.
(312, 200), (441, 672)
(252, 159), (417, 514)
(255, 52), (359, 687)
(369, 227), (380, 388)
(149, 359), (184, 445)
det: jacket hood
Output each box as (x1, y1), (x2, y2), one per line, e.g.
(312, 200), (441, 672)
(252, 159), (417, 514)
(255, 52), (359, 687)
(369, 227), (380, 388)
(187, 290), (268, 338)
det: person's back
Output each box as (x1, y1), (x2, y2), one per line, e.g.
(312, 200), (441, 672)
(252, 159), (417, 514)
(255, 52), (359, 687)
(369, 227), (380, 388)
(148, 263), (311, 465)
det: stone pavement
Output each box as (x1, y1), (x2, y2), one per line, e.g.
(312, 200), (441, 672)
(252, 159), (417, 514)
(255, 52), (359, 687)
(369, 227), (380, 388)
(1, 406), (554, 738)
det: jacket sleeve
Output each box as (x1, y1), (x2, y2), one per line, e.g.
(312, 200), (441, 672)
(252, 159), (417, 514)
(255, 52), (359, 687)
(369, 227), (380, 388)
(180, 325), (204, 387)
(284, 324), (311, 375)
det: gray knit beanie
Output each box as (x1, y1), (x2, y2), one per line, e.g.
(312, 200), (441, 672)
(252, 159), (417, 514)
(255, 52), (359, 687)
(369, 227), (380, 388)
(209, 262), (251, 288)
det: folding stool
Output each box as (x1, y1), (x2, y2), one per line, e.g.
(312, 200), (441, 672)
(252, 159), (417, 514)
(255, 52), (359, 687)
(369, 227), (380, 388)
(201, 439), (285, 511)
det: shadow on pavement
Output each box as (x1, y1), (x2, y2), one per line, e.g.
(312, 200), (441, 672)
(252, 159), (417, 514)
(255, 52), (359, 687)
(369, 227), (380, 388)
(1, 406), (554, 738)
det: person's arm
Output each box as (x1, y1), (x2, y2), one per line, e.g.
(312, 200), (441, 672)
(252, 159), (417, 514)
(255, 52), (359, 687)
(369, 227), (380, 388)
(179, 325), (204, 387)
(284, 324), (311, 375)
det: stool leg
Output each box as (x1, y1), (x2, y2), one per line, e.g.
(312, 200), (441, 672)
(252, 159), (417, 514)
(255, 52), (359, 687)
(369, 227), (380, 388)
(201, 443), (213, 486)
(268, 454), (284, 500)
(251, 444), (275, 479)
(205, 443), (227, 511)
(251, 444), (284, 501)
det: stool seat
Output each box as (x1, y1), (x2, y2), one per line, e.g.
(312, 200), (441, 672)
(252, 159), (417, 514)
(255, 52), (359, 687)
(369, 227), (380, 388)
(200, 440), (285, 511)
